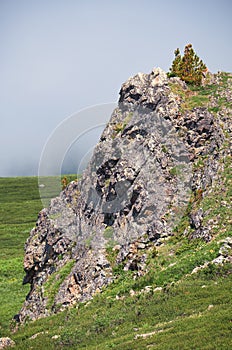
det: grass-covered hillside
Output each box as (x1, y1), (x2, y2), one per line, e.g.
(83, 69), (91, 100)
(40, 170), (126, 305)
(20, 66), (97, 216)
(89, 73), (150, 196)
(0, 177), (41, 334)
(0, 157), (231, 349)
(0, 175), (76, 336)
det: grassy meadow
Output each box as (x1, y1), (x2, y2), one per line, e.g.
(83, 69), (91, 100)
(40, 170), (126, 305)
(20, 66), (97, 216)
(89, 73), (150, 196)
(0, 177), (41, 334)
(0, 175), (75, 335)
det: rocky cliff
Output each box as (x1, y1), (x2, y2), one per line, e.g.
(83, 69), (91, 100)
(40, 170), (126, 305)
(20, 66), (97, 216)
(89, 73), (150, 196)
(17, 68), (231, 322)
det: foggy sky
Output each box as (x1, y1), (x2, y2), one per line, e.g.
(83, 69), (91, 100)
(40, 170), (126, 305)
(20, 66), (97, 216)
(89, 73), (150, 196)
(0, 0), (231, 176)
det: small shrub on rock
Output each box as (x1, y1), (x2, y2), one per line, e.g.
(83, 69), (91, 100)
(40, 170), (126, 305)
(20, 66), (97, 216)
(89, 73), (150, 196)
(168, 44), (207, 85)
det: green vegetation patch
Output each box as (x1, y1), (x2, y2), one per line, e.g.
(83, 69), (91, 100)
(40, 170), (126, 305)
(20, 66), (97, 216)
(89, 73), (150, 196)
(44, 259), (76, 310)
(168, 44), (207, 85)
(12, 268), (232, 349)
(112, 111), (133, 138)
(0, 177), (43, 335)
(0, 176), (74, 335)
(169, 71), (232, 115)
(169, 81), (211, 112)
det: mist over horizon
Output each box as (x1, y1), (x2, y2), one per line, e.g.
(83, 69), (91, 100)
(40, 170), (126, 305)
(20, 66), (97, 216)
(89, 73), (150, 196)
(1, 124), (105, 177)
(1, 0), (231, 177)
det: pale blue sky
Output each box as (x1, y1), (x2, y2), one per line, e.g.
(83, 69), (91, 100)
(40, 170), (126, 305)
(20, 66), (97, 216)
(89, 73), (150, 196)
(0, 0), (231, 176)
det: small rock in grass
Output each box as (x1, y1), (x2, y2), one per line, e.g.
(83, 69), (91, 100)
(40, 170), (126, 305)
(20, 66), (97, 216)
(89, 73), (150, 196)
(130, 289), (136, 297)
(52, 335), (60, 340)
(0, 338), (15, 349)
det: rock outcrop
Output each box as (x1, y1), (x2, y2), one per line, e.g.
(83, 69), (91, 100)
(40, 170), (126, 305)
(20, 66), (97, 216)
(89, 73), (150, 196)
(17, 68), (231, 322)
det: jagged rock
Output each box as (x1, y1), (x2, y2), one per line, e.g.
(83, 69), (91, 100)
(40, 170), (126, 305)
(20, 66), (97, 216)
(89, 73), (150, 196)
(189, 208), (212, 242)
(18, 68), (230, 322)
(190, 208), (204, 229)
(218, 237), (232, 258)
(0, 338), (15, 349)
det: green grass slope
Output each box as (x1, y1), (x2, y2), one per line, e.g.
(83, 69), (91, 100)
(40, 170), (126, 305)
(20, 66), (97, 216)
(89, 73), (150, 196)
(0, 177), (41, 334)
(0, 175), (76, 335)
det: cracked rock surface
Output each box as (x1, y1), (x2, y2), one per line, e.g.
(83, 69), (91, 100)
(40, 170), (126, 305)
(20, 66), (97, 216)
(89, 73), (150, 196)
(18, 68), (230, 322)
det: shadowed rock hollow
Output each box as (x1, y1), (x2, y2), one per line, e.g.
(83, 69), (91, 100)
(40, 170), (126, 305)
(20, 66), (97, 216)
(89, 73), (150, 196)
(18, 67), (229, 322)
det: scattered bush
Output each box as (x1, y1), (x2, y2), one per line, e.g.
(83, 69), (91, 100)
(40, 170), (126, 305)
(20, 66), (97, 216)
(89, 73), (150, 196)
(168, 44), (207, 85)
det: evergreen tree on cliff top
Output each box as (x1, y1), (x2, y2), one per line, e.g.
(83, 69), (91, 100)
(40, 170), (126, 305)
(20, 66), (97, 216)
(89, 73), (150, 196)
(168, 44), (207, 85)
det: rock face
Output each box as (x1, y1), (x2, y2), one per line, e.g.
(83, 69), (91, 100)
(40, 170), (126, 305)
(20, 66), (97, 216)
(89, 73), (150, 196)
(18, 68), (230, 322)
(0, 338), (15, 349)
